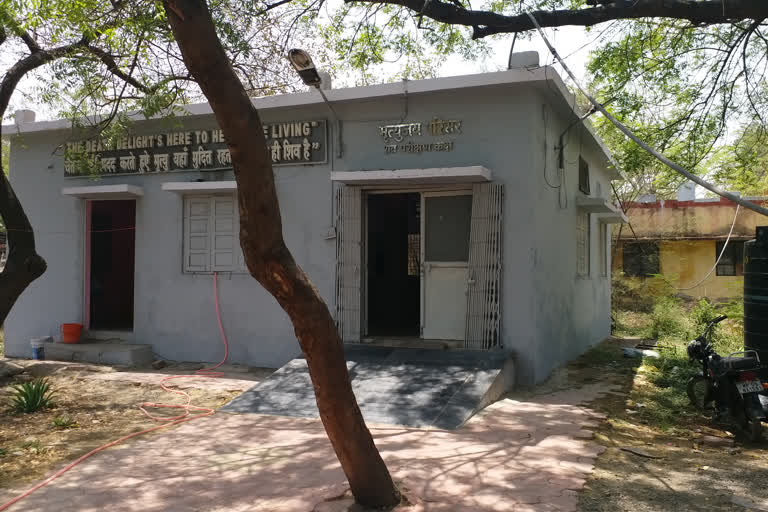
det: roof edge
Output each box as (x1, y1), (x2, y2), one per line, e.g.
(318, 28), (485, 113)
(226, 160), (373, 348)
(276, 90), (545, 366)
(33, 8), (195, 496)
(3, 66), (619, 179)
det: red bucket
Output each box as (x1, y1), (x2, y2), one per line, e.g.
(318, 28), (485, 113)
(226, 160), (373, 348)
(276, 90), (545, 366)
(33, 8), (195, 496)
(61, 323), (83, 344)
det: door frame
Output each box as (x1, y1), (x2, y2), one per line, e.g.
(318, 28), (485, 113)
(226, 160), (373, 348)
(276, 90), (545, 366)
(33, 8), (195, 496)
(361, 186), (472, 339)
(84, 198), (138, 332)
(420, 190), (473, 339)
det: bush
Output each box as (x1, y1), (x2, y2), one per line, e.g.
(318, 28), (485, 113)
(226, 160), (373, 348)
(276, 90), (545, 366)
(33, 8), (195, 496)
(10, 378), (55, 413)
(690, 298), (718, 332)
(51, 416), (77, 429)
(650, 296), (690, 339)
(688, 298), (744, 355)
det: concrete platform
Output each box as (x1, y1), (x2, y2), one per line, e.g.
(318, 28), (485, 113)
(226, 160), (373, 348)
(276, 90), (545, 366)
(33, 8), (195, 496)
(41, 340), (154, 367)
(222, 345), (515, 429)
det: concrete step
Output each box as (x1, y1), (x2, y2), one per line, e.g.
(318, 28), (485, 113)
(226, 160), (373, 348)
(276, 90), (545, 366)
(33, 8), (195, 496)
(42, 340), (153, 367)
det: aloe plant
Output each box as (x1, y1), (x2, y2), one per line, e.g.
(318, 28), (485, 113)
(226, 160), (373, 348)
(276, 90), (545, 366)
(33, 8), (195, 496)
(11, 378), (55, 413)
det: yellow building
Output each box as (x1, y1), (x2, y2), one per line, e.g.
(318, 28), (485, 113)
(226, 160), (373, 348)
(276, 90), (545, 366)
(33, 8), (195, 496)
(613, 190), (768, 300)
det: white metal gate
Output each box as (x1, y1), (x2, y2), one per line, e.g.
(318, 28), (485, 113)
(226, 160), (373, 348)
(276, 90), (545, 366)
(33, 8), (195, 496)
(335, 186), (362, 342)
(464, 183), (504, 349)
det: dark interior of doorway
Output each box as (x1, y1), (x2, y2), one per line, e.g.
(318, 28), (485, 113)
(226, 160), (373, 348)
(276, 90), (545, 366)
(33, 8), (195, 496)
(367, 193), (420, 337)
(90, 200), (136, 331)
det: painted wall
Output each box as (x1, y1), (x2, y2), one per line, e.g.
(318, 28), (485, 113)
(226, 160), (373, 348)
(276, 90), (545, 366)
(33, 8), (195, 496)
(528, 95), (614, 384)
(612, 198), (763, 300)
(619, 198), (768, 240)
(5, 79), (613, 386)
(613, 240), (744, 300)
(335, 86), (539, 385)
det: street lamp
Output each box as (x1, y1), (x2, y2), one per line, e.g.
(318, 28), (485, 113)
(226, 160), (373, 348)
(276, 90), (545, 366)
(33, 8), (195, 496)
(287, 49), (323, 89)
(287, 49), (342, 158)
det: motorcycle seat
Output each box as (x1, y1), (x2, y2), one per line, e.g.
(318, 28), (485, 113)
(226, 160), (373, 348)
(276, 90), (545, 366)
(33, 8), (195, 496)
(720, 356), (760, 371)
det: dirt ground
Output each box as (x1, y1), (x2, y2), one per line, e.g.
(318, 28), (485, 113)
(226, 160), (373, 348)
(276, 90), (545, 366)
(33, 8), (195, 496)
(515, 337), (768, 512)
(3, 338), (768, 511)
(0, 360), (274, 490)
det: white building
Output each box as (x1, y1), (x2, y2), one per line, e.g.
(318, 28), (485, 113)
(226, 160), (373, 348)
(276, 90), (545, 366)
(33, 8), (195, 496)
(4, 59), (625, 385)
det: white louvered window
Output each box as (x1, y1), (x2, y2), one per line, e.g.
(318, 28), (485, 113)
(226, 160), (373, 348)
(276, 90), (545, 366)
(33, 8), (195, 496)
(576, 211), (590, 277)
(183, 195), (245, 273)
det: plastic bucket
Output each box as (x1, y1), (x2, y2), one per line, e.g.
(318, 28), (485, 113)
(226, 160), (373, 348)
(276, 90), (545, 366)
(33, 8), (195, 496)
(61, 323), (83, 344)
(30, 337), (50, 360)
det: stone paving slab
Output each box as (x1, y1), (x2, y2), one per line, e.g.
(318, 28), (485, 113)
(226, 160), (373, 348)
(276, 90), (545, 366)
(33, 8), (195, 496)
(0, 385), (616, 512)
(221, 346), (506, 430)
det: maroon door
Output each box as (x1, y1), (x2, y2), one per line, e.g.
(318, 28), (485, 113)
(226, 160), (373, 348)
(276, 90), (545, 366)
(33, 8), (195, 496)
(89, 200), (136, 330)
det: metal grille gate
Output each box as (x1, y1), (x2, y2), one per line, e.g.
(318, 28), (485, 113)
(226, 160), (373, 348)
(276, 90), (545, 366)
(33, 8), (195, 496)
(464, 182), (504, 349)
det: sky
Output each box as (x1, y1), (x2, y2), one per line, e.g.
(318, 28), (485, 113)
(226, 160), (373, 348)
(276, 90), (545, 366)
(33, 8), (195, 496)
(7, 18), (599, 124)
(439, 25), (594, 84)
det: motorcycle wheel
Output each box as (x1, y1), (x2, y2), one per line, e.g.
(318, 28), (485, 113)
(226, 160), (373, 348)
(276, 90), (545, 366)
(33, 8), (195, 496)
(687, 375), (713, 411)
(746, 419), (763, 442)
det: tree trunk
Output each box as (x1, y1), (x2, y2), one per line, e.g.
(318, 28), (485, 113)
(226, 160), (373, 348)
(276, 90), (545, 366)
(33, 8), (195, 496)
(161, 0), (400, 507)
(0, 159), (47, 325)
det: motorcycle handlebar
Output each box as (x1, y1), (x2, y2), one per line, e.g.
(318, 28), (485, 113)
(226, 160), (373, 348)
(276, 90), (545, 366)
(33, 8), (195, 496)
(712, 315), (728, 324)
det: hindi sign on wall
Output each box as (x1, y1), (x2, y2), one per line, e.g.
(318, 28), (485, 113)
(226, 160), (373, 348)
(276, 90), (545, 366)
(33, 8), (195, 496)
(377, 117), (462, 155)
(64, 120), (327, 177)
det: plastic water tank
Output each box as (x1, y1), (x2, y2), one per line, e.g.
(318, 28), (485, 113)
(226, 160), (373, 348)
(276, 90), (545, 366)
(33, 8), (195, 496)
(744, 226), (768, 365)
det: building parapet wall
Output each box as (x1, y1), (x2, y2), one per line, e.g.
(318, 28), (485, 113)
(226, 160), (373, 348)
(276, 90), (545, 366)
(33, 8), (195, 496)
(616, 196), (768, 240)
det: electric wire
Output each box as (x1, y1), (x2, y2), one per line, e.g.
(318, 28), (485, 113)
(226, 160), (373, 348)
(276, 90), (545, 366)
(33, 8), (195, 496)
(667, 204), (741, 291)
(525, 11), (768, 218)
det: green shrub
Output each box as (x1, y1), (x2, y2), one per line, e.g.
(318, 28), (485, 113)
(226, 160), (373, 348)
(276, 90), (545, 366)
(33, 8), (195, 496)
(51, 416), (77, 429)
(10, 378), (55, 413)
(720, 299), (745, 323)
(650, 296), (690, 339)
(687, 298), (744, 355)
(690, 298), (718, 331)
(20, 439), (46, 454)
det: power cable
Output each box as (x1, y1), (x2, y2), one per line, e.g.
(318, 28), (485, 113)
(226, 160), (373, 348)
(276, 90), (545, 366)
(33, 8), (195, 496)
(667, 204), (740, 291)
(525, 12), (768, 218)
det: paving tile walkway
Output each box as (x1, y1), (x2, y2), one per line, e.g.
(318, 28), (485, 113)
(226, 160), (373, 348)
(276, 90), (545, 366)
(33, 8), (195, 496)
(0, 383), (615, 512)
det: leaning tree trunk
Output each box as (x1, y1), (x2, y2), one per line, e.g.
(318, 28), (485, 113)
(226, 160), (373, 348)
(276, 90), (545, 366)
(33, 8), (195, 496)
(162, 0), (400, 507)
(0, 48), (64, 325)
(0, 159), (47, 325)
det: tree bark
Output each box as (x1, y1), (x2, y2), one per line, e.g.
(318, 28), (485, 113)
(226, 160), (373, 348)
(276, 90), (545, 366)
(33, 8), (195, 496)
(0, 163), (46, 325)
(161, 0), (400, 507)
(0, 25), (109, 325)
(345, 0), (768, 39)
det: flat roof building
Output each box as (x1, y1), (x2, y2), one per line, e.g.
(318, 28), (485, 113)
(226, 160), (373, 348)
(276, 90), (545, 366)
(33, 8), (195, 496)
(3, 60), (625, 385)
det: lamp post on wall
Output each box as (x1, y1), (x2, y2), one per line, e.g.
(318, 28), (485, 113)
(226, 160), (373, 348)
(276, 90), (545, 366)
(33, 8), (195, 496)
(287, 49), (342, 158)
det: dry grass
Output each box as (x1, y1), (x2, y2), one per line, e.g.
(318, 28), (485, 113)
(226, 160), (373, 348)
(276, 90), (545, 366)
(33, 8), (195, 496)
(574, 338), (768, 512)
(0, 371), (239, 490)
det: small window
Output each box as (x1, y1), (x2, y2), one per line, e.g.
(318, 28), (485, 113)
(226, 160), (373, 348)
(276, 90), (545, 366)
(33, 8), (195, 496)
(599, 223), (608, 277)
(622, 242), (659, 277)
(576, 211), (590, 277)
(424, 195), (472, 262)
(715, 241), (744, 276)
(578, 156), (590, 195)
(183, 194), (246, 273)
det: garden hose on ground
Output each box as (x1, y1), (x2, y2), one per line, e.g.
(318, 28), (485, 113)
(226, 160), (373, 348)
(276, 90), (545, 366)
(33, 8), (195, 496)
(0, 273), (230, 512)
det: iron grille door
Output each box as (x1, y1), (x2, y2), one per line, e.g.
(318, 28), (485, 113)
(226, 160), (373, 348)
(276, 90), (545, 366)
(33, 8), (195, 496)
(335, 185), (362, 342)
(465, 183), (504, 349)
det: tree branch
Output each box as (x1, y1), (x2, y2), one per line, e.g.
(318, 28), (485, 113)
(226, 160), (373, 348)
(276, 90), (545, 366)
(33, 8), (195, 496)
(85, 45), (152, 94)
(18, 30), (42, 53)
(345, 0), (768, 39)
(259, 0), (296, 14)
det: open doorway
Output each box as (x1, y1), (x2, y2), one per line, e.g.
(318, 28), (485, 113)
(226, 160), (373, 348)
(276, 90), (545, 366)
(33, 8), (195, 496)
(88, 200), (136, 331)
(366, 193), (420, 337)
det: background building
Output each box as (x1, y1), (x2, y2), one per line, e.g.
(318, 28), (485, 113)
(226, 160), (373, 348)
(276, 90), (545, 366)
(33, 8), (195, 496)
(613, 184), (766, 300)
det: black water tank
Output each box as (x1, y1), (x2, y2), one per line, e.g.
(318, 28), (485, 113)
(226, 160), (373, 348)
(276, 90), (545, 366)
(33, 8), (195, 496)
(744, 226), (768, 364)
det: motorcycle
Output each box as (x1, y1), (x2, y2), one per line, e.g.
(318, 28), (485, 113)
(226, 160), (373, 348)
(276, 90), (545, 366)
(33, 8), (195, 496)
(686, 315), (768, 442)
